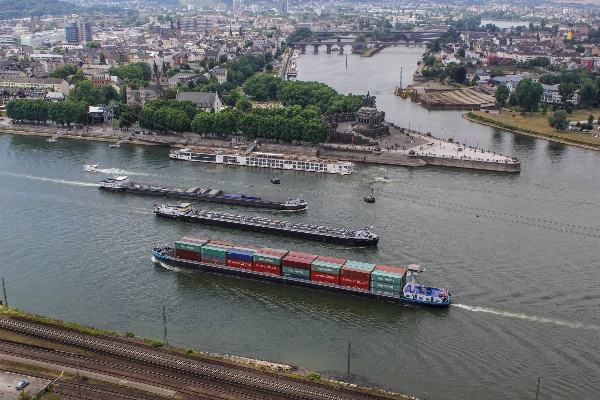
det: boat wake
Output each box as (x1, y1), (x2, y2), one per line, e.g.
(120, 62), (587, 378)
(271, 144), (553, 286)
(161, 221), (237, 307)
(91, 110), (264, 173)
(1, 172), (97, 187)
(151, 256), (183, 272)
(99, 168), (155, 176)
(454, 304), (600, 331)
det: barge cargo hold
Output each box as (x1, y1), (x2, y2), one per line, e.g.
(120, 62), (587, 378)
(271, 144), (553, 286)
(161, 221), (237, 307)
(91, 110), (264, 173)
(99, 176), (307, 211)
(154, 203), (379, 247)
(151, 237), (451, 306)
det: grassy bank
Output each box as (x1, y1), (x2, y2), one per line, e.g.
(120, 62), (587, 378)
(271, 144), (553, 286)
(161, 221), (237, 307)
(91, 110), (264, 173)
(465, 110), (600, 150)
(0, 306), (417, 399)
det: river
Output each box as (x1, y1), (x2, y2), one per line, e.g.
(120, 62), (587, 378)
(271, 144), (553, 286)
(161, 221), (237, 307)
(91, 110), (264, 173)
(0, 46), (599, 399)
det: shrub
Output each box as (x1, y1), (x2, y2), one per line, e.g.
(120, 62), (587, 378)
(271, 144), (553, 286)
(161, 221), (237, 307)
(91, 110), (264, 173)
(307, 372), (321, 381)
(125, 331), (136, 338)
(184, 348), (194, 355)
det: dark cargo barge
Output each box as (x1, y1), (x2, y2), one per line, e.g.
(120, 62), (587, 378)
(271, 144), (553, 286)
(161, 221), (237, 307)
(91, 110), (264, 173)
(154, 203), (379, 247)
(151, 236), (450, 306)
(99, 176), (307, 211)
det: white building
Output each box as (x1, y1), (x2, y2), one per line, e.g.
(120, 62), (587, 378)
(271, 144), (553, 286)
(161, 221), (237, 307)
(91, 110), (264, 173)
(541, 84), (580, 105)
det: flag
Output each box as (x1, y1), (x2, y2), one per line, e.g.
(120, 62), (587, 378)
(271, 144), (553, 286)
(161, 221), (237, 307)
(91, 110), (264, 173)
(153, 201), (158, 206)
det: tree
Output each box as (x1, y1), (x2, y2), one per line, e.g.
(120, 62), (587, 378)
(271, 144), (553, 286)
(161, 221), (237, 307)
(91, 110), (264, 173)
(454, 66), (467, 84)
(494, 85), (510, 113)
(589, 114), (595, 125)
(458, 48), (466, 57)
(579, 80), (598, 108)
(68, 80), (104, 106)
(163, 88), (178, 100)
(218, 54), (228, 64)
(49, 64), (78, 80)
(548, 110), (569, 131)
(86, 41), (100, 48)
(99, 52), (106, 65)
(225, 88), (241, 106)
(236, 98), (252, 113)
(191, 112), (215, 137)
(513, 79), (543, 115)
(558, 82), (577, 110)
(70, 70), (86, 85)
(102, 86), (120, 104)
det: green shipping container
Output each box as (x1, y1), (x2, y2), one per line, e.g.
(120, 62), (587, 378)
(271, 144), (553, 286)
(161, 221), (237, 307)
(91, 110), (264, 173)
(371, 270), (404, 286)
(310, 260), (342, 275)
(201, 246), (229, 257)
(253, 253), (282, 265)
(370, 280), (402, 292)
(175, 241), (204, 252)
(281, 266), (310, 277)
(343, 260), (376, 271)
(370, 288), (399, 296)
(261, 247), (289, 254)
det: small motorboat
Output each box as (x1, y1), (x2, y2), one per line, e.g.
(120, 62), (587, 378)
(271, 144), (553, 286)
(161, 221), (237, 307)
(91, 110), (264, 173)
(46, 138), (57, 143)
(375, 176), (390, 183)
(109, 144), (121, 148)
(364, 187), (375, 203)
(83, 164), (101, 172)
(271, 173), (280, 185)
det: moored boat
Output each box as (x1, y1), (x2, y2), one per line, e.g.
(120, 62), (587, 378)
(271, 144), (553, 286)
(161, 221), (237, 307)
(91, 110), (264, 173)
(98, 176), (307, 210)
(151, 237), (450, 306)
(170, 148), (354, 175)
(154, 203), (378, 246)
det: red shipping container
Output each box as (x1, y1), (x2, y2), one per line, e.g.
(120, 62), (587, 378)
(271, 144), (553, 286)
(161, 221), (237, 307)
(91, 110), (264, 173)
(253, 262), (281, 275)
(258, 249), (289, 256)
(202, 260), (226, 266)
(287, 251), (318, 260)
(340, 267), (372, 281)
(207, 240), (236, 247)
(340, 275), (370, 291)
(281, 256), (312, 270)
(316, 255), (346, 265)
(234, 244), (262, 251)
(375, 265), (407, 276)
(310, 271), (340, 285)
(227, 259), (252, 270)
(175, 248), (201, 262)
(182, 235), (210, 242)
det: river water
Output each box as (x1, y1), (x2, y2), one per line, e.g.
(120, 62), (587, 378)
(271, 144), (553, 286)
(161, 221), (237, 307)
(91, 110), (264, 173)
(1, 46), (599, 399)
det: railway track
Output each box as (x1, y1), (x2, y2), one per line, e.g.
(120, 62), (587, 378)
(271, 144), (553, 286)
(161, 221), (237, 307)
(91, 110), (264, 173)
(0, 317), (400, 400)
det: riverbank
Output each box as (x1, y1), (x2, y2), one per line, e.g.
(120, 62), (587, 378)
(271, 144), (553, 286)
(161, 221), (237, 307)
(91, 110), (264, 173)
(0, 305), (419, 399)
(464, 111), (600, 151)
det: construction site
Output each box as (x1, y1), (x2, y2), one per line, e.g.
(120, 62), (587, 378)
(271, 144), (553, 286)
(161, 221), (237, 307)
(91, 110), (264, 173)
(410, 83), (496, 110)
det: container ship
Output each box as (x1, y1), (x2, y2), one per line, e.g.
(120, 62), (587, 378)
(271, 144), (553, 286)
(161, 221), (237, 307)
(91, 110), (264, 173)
(152, 236), (451, 306)
(154, 203), (379, 247)
(98, 176), (307, 211)
(170, 148), (355, 175)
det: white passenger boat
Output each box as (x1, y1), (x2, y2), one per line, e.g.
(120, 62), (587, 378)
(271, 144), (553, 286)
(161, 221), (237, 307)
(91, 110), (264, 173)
(170, 148), (355, 175)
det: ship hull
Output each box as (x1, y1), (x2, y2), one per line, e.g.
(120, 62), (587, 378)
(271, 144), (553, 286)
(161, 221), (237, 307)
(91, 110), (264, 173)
(99, 186), (306, 210)
(154, 210), (379, 246)
(152, 249), (450, 306)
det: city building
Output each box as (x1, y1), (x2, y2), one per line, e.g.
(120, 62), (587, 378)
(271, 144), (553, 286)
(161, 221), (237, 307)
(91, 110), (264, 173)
(176, 91), (222, 112)
(212, 68), (227, 84)
(65, 19), (92, 44)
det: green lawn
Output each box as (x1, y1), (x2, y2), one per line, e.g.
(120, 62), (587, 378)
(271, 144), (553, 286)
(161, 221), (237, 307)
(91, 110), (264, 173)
(469, 110), (600, 149)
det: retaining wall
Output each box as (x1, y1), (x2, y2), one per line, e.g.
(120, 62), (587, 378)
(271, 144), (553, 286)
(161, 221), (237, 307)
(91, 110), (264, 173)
(413, 155), (521, 172)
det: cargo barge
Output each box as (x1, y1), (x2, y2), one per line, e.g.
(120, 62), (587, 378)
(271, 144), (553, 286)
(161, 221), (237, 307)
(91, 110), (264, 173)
(170, 148), (355, 175)
(151, 236), (451, 306)
(154, 203), (379, 247)
(99, 176), (307, 211)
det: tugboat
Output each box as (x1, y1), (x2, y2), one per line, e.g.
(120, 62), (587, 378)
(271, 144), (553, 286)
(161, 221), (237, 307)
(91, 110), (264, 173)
(364, 187), (376, 203)
(402, 264), (451, 305)
(271, 172), (281, 185)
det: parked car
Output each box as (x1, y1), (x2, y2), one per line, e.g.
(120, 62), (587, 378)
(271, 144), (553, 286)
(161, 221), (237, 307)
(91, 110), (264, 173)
(16, 380), (29, 390)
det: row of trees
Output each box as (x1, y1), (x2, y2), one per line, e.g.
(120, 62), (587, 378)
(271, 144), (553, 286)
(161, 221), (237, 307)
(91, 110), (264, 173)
(137, 99), (199, 134)
(190, 107), (328, 144)
(243, 76), (363, 115)
(6, 98), (88, 126)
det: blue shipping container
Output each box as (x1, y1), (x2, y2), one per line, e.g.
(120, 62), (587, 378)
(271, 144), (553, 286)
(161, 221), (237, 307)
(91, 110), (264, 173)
(226, 249), (254, 262)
